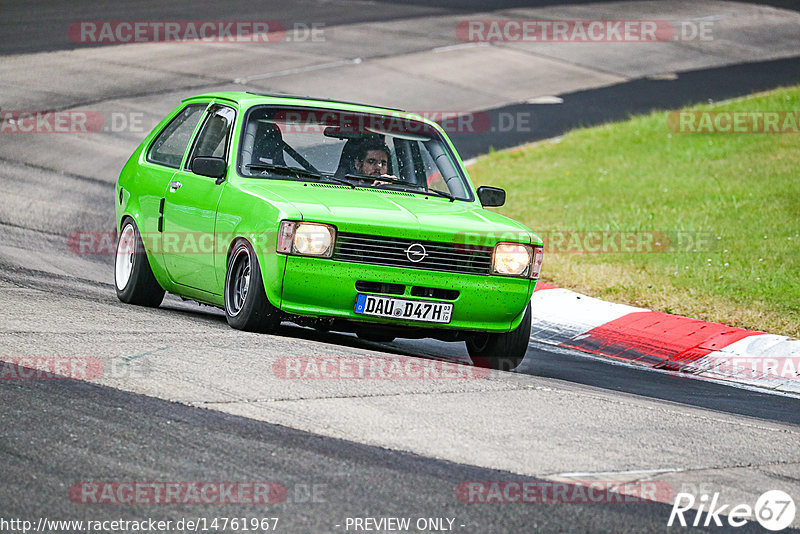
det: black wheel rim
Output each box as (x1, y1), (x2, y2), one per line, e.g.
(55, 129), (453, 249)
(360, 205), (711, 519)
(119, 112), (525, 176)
(226, 248), (251, 316)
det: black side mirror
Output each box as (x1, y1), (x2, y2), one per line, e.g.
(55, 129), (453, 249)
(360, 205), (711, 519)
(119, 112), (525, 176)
(477, 186), (506, 207)
(192, 157), (227, 183)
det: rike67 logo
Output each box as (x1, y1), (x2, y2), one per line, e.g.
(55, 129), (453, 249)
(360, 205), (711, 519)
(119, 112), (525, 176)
(668, 490), (796, 531)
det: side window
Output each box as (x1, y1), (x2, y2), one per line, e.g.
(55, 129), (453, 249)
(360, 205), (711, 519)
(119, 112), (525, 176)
(147, 104), (206, 168)
(185, 105), (236, 170)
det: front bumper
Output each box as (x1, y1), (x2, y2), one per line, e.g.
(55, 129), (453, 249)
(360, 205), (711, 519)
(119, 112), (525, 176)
(278, 255), (534, 332)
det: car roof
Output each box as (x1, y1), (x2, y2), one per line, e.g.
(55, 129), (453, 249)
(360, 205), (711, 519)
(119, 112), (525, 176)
(180, 91), (441, 129)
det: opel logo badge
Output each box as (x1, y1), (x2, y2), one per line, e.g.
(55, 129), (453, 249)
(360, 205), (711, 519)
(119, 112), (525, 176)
(406, 243), (428, 263)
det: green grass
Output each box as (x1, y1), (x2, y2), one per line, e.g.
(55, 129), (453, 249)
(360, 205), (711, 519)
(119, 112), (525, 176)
(469, 86), (800, 337)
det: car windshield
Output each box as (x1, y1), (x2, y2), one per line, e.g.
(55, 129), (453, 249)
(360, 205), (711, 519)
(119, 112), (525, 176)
(237, 106), (473, 201)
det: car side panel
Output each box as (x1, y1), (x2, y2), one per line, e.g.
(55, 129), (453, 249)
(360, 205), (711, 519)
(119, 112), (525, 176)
(214, 183), (300, 309)
(117, 148), (178, 293)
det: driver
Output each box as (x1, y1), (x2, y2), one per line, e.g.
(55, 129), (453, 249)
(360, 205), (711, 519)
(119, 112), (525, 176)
(350, 139), (395, 186)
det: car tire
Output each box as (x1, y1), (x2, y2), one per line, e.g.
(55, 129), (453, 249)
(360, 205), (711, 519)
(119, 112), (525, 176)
(466, 303), (531, 371)
(357, 331), (396, 343)
(224, 240), (281, 333)
(115, 218), (165, 307)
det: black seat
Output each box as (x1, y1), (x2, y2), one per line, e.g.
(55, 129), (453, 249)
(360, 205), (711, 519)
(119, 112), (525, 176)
(242, 121), (285, 167)
(334, 138), (365, 178)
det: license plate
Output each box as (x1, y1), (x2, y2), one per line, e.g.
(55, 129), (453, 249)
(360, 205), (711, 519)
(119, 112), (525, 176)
(354, 294), (453, 324)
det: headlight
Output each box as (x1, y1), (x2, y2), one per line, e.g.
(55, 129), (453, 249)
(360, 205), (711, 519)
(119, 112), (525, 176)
(492, 243), (531, 276)
(277, 221), (336, 257)
(492, 242), (543, 278)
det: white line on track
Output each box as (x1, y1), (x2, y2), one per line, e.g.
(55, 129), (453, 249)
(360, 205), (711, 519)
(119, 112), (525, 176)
(234, 58), (363, 84)
(553, 468), (685, 478)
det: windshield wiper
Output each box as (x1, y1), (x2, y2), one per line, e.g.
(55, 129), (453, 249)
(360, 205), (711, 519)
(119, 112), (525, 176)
(423, 188), (456, 202)
(246, 164), (355, 188)
(346, 174), (456, 201)
(345, 174), (432, 192)
(344, 173), (421, 188)
(344, 172), (458, 201)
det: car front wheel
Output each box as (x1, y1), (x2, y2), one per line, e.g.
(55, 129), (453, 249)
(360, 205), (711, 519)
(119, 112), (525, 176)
(115, 218), (165, 307)
(466, 303), (531, 370)
(224, 240), (281, 333)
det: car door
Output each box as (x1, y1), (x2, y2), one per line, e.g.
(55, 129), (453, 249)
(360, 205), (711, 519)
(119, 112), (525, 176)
(162, 103), (235, 293)
(140, 102), (207, 239)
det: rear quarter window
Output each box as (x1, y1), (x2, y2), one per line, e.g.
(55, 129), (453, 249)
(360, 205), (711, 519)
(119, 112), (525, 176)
(147, 103), (207, 168)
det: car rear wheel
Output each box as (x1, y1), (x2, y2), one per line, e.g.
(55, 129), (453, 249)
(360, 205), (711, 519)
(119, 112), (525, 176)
(466, 303), (531, 371)
(224, 240), (281, 333)
(115, 218), (165, 307)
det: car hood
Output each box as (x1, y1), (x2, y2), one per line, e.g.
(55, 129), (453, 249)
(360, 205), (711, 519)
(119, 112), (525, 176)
(242, 181), (540, 247)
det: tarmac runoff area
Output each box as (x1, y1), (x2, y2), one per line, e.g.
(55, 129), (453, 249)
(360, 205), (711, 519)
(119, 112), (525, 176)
(1, 1), (800, 530)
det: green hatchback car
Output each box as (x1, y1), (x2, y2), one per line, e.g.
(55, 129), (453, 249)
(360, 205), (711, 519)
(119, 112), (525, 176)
(115, 92), (543, 369)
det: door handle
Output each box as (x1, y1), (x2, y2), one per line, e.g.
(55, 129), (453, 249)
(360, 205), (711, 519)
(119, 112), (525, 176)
(169, 181), (182, 192)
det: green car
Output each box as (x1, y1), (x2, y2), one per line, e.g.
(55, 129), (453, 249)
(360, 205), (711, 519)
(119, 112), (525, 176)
(114, 92), (543, 369)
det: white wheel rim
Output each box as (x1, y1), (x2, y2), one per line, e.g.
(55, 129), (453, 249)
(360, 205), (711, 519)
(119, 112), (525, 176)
(115, 224), (136, 290)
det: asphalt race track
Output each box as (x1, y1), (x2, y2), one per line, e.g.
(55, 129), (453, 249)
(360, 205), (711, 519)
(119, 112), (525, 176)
(2, 1), (800, 532)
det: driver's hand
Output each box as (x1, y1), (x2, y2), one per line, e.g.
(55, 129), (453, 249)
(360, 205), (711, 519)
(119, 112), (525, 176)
(372, 174), (397, 186)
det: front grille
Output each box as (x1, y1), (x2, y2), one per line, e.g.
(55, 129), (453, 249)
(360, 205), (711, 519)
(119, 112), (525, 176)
(410, 286), (460, 300)
(355, 280), (405, 295)
(333, 232), (493, 275)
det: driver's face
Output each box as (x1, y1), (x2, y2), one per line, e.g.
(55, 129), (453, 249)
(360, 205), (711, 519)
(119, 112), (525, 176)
(355, 150), (389, 176)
